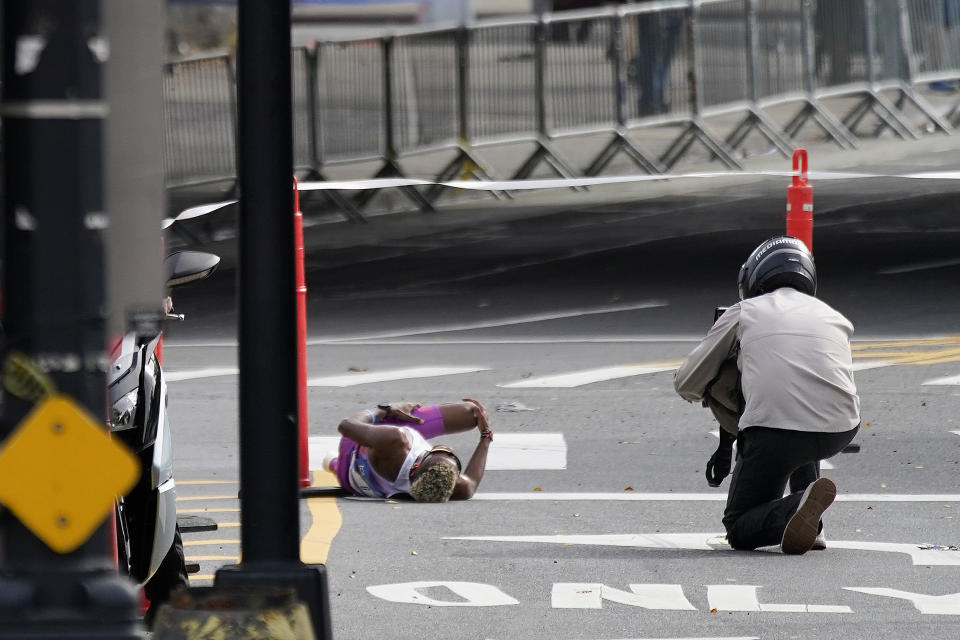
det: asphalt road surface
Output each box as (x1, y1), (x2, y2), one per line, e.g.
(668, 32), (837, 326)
(162, 169), (960, 639)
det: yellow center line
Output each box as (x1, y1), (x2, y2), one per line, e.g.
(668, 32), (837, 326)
(179, 480), (238, 486)
(178, 507), (240, 514)
(186, 555), (240, 562)
(862, 347), (960, 365)
(191, 574), (215, 581)
(849, 336), (960, 365)
(892, 350), (960, 366)
(853, 335), (960, 349)
(634, 360), (683, 368)
(853, 349), (935, 358)
(176, 495), (238, 502)
(182, 539), (241, 547)
(300, 469), (342, 565)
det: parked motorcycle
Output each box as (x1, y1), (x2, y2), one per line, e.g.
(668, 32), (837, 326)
(107, 250), (220, 624)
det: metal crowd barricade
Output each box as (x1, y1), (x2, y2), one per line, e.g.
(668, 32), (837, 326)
(697, 0), (794, 157)
(755, 0), (859, 149)
(623, 1), (742, 169)
(292, 46), (315, 174)
(338, 36), (437, 212)
(389, 27), (499, 203)
(541, 7), (663, 175)
(315, 38), (384, 165)
(903, 0), (960, 126)
(465, 16), (581, 182)
(749, 0), (851, 149)
(314, 36), (399, 218)
(812, 0), (947, 139)
(391, 29), (459, 153)
(292, 44), (365, 222)
(162, 52), (238, 188)
(162, 1), (960, 215)
(862, 0), (952, 136)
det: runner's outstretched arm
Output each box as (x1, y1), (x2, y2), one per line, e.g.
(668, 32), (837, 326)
(451, 400), (493, 500)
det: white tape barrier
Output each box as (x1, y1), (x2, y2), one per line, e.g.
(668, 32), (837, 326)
(162, 169), (960, 228)
(162, 199), (238, 229)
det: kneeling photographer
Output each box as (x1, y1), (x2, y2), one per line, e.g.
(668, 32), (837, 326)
(674, 236), (860, 555)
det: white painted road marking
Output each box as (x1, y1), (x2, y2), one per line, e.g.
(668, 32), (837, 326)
(366, 581), (519, 607)
(366, 578), (960, 615)
(446, 532), (960, 566)
(307, 366), (488, 387)
(844, 588), (960, 615)
(485, 491), (958, 503)
(923, 374), (960, 385)
(706, 585), (851, 613)
(552, 583), (696, 610)
(164, 335), (704, 349)
(878, 257), (960, 275)
(481, 433), (567, 469)
(312, 336), (704, 345)
(311, 300), (667, 343)
(501, 363), (678, 388)
(309, 433), (566, 471)
(469, 492), (960, 502)
(165, 366), (238, 382)
(163, 360), (891, 394)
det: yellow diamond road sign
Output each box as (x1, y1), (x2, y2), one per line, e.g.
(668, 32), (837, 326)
(0, 394), (139, 553)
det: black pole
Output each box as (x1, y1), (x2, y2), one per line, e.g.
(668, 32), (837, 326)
(456, 26), (470, 142)
(534, 17), (548, 137)
(382, 36), (397, 161)
(214, 0), (332, 636)
(237, 0), (299, 568)
(611, 13), (626, 128)
(305, 46), (322, 172)
(0, 1), (144, 637)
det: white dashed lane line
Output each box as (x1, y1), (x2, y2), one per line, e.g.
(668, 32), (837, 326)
(500, 363), (679, 388)
(309, 300), (668, 344)
(307, 366), (489, 387)
(923, 374), (960, 385)
(164, 366), (238, 382)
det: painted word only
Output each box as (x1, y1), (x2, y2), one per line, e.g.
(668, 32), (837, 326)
(367, 581), (960, 615)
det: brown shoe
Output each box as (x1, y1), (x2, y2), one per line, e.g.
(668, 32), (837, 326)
(781, 478), (837, 555)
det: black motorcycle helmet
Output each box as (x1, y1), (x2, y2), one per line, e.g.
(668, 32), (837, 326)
(737, 235), (816, 300)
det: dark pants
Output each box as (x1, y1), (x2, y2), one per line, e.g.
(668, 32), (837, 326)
(723, 425), (859, 551)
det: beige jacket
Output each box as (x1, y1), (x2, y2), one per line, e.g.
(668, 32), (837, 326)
(675, 287), (860, 433)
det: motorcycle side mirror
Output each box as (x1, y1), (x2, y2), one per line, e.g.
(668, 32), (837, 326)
(164, 251), (220, 288)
